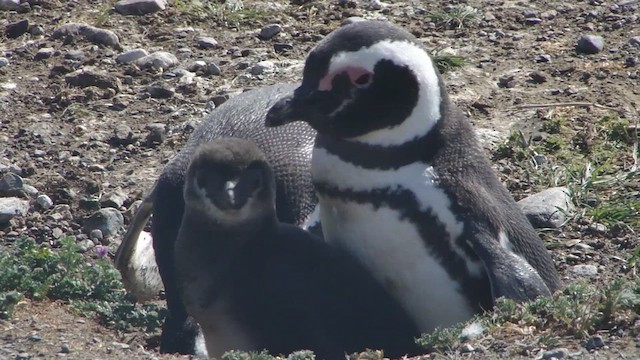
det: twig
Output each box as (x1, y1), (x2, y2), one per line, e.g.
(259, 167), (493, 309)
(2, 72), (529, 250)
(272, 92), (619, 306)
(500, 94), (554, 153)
(512, 102), (620, 111)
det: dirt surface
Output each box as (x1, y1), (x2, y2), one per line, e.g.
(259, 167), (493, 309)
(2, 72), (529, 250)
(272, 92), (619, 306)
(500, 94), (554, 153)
(1, 0), (639, 359)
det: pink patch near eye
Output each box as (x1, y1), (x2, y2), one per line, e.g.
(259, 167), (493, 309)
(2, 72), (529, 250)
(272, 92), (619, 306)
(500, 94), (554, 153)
(318, 66), (373, 91)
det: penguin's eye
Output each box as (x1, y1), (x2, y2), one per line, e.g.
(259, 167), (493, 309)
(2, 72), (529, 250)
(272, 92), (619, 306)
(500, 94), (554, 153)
(354, 73), (371, 86)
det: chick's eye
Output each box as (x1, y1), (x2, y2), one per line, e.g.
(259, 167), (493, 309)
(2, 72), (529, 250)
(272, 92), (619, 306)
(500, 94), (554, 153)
(241, 168), (262, 192)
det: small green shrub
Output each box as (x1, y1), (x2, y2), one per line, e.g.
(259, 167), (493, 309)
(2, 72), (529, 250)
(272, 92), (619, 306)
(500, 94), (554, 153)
(0, 237), (166, 331)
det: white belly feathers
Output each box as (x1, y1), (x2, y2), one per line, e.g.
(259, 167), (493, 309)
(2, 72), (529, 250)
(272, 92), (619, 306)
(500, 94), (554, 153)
(312, 146), (482, 332)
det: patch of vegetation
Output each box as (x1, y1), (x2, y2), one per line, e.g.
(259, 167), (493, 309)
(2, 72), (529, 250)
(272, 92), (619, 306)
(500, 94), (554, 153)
(433, 54), (466, 74)
(415, 279), (640, 356)
(541, 117), (567, 135)
(0, 291), (22, 320)
(221, 350), (317, 360)
(492, 113), (638, 216)
(0, 237), (165, 332)
(171, 0), (269, 24)
(218, 349), (396, 360)
(94, 0), (117, 27)
(416, 324), (464, 353)
(429, 5), (478, 29)
(587, 198), (640, 228)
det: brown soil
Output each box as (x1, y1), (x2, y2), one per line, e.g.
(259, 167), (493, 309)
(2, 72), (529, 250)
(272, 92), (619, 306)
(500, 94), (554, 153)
(1, 0), (639, 359)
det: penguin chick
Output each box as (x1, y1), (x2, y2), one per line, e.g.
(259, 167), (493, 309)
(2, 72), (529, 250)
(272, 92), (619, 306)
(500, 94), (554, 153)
(174, 138), (421, 360)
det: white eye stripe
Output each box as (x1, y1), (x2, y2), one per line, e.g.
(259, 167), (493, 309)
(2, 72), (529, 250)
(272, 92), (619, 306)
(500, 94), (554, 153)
(325, 40), (442, 147)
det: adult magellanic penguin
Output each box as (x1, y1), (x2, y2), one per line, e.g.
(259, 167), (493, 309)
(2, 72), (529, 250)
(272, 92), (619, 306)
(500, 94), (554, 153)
(266, 20), (562, 333)
(115, 84), (317, 356)
(175, 138), (420, 360)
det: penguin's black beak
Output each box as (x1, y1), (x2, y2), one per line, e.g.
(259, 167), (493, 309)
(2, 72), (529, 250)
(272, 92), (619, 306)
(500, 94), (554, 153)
(265, 93), (303, 127)
(265, 84), (342, 128)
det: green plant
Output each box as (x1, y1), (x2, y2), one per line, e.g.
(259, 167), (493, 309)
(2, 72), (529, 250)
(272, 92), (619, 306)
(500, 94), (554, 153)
(542, 117), (567, 134)
(429, 5), (478, 29)
(0, 291), (22, 320)
(433, 54), (466, 73)
(222, 350), (275, 360)
(0, 237), (166, 331)
(416, 324), (463, 353)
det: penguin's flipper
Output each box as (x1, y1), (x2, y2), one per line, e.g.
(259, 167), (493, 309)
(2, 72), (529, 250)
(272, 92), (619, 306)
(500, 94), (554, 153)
(465, 222), (551, 303)
(114, 186), (163, 302)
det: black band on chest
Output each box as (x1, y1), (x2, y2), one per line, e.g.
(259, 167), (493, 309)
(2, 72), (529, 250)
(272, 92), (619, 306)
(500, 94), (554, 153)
(314, 182), (492, 310)
(315, 123), (442, 170)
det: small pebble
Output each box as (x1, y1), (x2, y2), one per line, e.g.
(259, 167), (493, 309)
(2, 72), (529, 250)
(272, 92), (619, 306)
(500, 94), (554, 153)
(52, 227), (64, 239)
(535, 54), (551, 63)
(111, 342), (130, 350)
(498, 74), (516, 88)
(36, 194), (53, 209)
(34, 47), (56, 61)
(0, 172), (24, 193)
(273, 43), (294, 53)
(5, 19), (29, 39)
(0, 0), (20, 10)
(136, 51), (179, 69)
(251, 60), (276, 75)
(29, 24), (45, 36)
(577, 34), (604, 54)
(147, 83), (175, 99)
(541, 348), (569, 359)
(460, 343), (475, 353)
(529, 71), (547, 83)
(533, 154), (547, 166)
(52, 23), (121, 49)
(206, 62), (221, 76)
(259, 24), (282, 40)
(90, 229), (103, 242)
(116, 49), (148, 64)
(82, 208), (124, 237)
(65, 50), (85, 60)
(570, 264), (598, 278)
(60, 344), (71, 354)
(115, 0), (166, 15)
(197, 36), (218, 49)
(0, 57), (9, 68)
(585, 335), (605, 350)
(368, 0), (386, 10)
(187, 60), (207, 72)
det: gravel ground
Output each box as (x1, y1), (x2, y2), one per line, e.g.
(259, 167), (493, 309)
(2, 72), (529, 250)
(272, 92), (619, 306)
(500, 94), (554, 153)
(1, 0), (639, 359)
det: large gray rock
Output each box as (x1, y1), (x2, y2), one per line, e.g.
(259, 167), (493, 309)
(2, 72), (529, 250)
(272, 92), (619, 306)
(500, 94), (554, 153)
(0, 173), (23, 194)
(116, 48), (148, 64)
(0, 197), (29, 223)
(52, 23), (121, 49)
(517, 187), (574, 228)
(259, 24), (282, 40)
(0, 0), (20, 10)
(115, 0), (166, 15)
(136, 51), (178, 69)
(83, 208), (124, 237)
(570, 264), (598, 278)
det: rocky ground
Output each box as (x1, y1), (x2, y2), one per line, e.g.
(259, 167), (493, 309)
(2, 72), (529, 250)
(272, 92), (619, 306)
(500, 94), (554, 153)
(0, 0), (639, 359)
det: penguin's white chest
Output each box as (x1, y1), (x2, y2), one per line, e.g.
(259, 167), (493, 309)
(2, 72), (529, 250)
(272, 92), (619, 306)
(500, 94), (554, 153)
(312, 148), (482, 332)
(320, 199), (475, 332)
